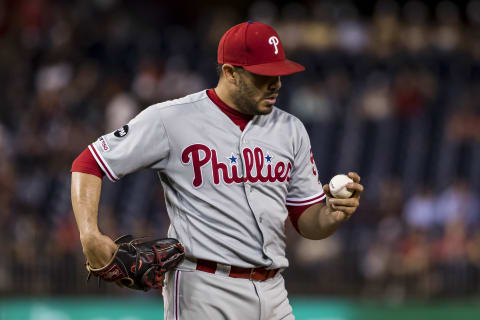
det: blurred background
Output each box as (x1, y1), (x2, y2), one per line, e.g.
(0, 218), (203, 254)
(1, 0), (480, 319)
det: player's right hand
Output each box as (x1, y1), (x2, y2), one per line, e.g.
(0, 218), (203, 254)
(80, 232), (118, 269)
(322, 172), (363, 222)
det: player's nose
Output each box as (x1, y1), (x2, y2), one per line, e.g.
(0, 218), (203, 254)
(268, 76), (281, 91)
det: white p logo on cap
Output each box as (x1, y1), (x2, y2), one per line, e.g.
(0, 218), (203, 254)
(268, 36), (279, 55)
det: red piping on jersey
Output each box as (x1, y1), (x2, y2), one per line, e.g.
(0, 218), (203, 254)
(71, 147), (104, 179)
(286, 193), (324, 205)
(206, 88), (253, 131)
(175, 270), (180, 320)
(89, 144), (118, 182)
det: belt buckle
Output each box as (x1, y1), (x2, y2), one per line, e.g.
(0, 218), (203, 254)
(249, 268), (256, 281)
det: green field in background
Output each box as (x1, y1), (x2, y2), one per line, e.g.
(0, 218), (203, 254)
(1, 297), (480, 320)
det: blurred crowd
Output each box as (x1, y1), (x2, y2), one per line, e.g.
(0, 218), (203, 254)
(1, 0), (480, 299)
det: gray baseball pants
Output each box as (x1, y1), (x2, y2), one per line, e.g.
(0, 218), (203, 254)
(163, 263), (294, 320)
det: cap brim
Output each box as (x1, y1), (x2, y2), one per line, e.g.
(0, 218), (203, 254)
(243, 59), (305, 76)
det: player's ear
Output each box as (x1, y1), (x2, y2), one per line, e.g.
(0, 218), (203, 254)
(222, 64), (238, 83)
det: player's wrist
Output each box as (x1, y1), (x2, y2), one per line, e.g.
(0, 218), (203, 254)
(319, 202), (342, 226)
(79, 228), (102, 244)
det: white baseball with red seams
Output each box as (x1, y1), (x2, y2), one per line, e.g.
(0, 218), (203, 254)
(329, 174), (354, 199)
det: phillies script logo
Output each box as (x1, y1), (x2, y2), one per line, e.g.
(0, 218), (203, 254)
(181, 144), (292, 187)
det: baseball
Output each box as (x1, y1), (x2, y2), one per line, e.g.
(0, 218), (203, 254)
(329, 174), (354, 199)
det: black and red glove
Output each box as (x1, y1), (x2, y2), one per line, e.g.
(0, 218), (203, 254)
(86, 235), (184, 291)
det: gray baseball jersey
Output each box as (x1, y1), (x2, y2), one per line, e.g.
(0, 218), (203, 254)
(89, 90), (325, 269)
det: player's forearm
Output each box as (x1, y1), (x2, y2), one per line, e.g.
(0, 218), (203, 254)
(297, 203), (342, 240)
(71, 172), (103, 239)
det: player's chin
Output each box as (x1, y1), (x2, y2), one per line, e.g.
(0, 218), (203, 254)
(256, 102), (274, 115)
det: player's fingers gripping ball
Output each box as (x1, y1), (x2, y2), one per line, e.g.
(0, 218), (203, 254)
(86, 235), (185, 291)
(328, 174), (354, 199)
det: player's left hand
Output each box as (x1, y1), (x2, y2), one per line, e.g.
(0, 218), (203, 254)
(323, 172), (363, 222)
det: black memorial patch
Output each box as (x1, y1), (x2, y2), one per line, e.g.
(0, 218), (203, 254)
(114, 125), (129, 138)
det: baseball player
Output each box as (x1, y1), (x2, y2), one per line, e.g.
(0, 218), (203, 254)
(71, 21), (364, 319)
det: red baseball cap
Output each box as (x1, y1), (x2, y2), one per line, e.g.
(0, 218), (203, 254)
(217, 21), (305, 76)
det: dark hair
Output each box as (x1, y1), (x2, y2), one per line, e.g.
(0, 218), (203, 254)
(216, 63), (223, 77)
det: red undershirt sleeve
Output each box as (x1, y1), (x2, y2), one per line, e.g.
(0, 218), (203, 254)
(287, 199), (325, 233)
(71, 147), (104, 179)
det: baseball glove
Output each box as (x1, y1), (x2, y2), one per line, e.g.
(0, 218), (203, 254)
(86, 235), (184, 291)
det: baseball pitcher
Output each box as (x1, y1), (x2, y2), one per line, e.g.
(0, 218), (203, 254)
(71, 21), (364, 319)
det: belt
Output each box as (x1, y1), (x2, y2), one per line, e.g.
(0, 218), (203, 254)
(195, 259), (278, 281)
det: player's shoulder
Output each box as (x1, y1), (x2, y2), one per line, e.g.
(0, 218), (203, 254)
(265, 108), (310, 152)
(129, 90), (209, 126)
(134, 90), (208, 122)
(267, 107), (307, 132)
(270, 107), (302, 122)
(147, 90), (208, 113)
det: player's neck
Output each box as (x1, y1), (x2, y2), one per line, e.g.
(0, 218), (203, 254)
(213, 85), (246, 115)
